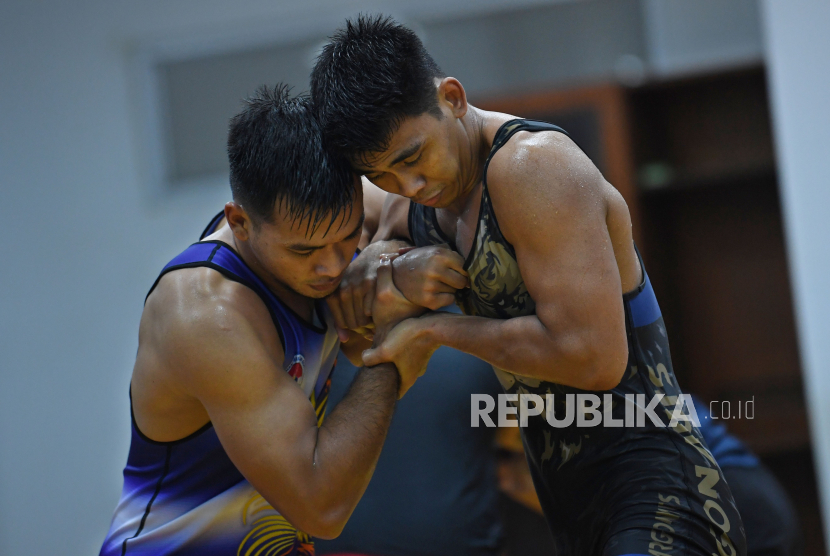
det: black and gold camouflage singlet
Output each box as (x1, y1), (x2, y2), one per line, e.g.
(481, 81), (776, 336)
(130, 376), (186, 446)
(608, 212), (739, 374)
(409, 120), (746, 556)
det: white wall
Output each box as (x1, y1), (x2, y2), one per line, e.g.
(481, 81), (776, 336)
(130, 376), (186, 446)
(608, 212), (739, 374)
(641, 0), (763, 76)
(760, 0), (830, 543)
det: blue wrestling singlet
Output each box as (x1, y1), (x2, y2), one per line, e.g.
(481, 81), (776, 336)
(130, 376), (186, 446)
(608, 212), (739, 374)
(100, 213), (340, 556)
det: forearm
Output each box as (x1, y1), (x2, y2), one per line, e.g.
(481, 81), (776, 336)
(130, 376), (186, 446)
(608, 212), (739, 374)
(360, 238), (409, 257)
(421, 313), (625, 390)
(309, 361), (400, 536)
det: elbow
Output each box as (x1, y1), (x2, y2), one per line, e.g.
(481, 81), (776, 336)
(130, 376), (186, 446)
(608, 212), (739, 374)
(304, 515), (347, 540)
(258, 490), (351, 540)
(558, 332), (628, 391)
(294, 497), (353, 540)
(583, 339), (628, 391)
(280, 507), (349, 540)
(584, 364), (625, 391)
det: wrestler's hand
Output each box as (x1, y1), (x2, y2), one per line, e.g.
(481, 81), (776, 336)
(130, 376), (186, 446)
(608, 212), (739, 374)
(392, 246), (469, 310)
(326, 240), (408, 341)
(363, 312), (440, 399)
(371, 254), (427, 334)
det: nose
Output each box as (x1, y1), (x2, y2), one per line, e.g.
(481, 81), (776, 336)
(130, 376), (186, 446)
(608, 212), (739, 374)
(315, 245), (348, 278)
(398, 173), (427, 199)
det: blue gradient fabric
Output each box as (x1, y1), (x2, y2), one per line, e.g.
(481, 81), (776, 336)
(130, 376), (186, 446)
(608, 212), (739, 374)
(100, 236), (339, 556)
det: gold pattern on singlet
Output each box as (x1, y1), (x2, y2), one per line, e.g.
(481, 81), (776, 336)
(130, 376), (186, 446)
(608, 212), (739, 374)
(408, 120), (550, 392)
(457, 215), (534, 320)
(310, 378), (330, 427)
(455, 120), (534, 322)
(238, 493), (313, 556)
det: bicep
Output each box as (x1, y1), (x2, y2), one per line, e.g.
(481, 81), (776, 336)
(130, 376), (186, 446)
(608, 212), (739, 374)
(206, 364), (320, 514)
(490, 138), (626, 347)
(517, 205), (624, 342)
(174, 308), (321, 519)
(360, 177), (388, 249)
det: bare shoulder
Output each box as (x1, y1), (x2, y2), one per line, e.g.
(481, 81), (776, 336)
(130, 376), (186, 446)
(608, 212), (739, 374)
(488, 130), (611, 209)
(362, 176), (387, 222)
(488, 131), (632, 236)
(484, 129), (640, 291)
(139, 267), (282, 392)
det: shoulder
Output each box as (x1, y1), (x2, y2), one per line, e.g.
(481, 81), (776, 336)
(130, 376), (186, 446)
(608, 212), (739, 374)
(361, 177), (388, 245)
(485, 129), (613, 239)
(488, 130), (604, 201)
(141, 266), (282, 381)
(148, 266), (271, 330)
(362, 177), (388, 221)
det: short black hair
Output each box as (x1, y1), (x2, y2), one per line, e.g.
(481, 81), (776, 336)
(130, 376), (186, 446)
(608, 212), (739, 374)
(227, 84), (355, 235)
(311, 14), (445, 164)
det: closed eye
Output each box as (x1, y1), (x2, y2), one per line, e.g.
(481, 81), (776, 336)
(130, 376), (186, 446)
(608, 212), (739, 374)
(403, 152), (422, 166)
(345, 222), (363, 240)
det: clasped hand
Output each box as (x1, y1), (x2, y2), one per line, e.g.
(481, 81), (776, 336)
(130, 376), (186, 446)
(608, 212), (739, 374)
(326, 244), (468, 341)
(326, 244), (468, 397)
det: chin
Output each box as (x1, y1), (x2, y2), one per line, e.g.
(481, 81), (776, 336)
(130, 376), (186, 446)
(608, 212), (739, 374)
(303, 284), (339, 299)
(435, 195), (454, 208)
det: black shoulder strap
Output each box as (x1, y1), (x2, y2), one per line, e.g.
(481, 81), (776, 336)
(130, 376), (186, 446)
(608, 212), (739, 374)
(476, 119), (572, 258)
(486, 119), (570, 172)
(408, 119), (570, 249)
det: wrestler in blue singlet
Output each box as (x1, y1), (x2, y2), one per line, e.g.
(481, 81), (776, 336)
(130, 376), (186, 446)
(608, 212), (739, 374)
(100, 213), (340, 556)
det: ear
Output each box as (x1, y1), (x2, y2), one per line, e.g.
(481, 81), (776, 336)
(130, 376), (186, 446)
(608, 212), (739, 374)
(437, 77), (468, 119)
(224, 201), (251, 242)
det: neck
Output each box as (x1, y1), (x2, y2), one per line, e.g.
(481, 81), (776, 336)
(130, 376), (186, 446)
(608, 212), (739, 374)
(445, 106), (494, 215)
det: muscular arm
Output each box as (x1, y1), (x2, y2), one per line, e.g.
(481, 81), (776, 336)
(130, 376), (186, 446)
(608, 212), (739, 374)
(359, 177), (388, 250)
(365, 133), (637, 390)
(145, 271), (399, 539)
(372, 190), (411, 243)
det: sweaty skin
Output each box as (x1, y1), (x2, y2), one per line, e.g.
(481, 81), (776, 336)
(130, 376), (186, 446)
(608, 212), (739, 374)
(357, 77), (641, 391)
(130, 189), (422, 540)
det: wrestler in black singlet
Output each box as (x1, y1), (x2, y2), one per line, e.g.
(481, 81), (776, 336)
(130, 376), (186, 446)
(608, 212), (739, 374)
(409, 120), (747, 556)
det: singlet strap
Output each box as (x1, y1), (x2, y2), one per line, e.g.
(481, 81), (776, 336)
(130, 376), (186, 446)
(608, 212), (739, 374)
(483, 119), (569, 179)
(480, 120), (571, 256)
(145, 241), (292, 351)
(144, 240), (328, 357)
(200, 210), (225, 240)
(408, 119), (570, 251)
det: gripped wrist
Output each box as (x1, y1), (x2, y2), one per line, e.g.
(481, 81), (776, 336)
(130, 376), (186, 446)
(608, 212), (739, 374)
(417, 311), (452, 348)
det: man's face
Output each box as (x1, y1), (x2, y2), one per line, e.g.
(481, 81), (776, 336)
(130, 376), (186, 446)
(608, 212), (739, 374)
(246, 181), (364, 299)
(356, 106), (467, 209)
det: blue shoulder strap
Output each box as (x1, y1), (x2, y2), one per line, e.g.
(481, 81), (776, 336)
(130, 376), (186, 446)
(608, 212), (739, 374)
(146, 240), (310, 358)
(200, 210), (225, 240)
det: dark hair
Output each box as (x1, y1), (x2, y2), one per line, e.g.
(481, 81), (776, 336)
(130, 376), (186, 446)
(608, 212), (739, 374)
(311, 14), (445, 164)
(227, 84), (355, 235)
